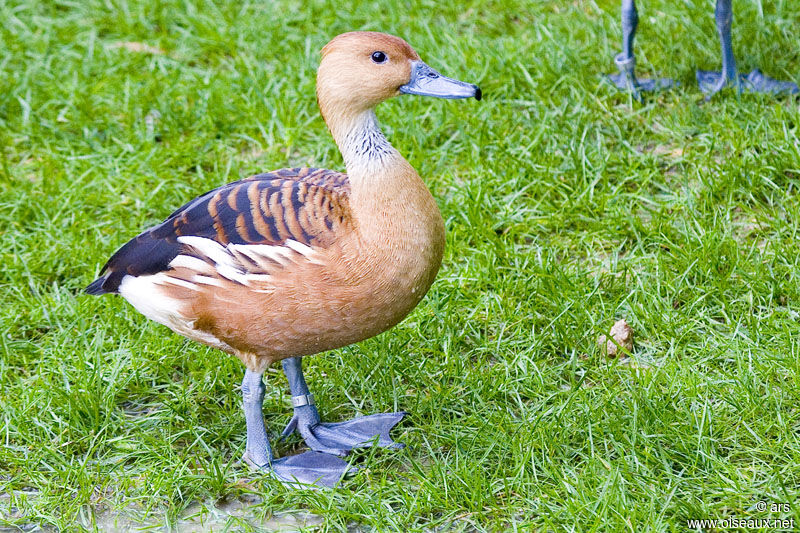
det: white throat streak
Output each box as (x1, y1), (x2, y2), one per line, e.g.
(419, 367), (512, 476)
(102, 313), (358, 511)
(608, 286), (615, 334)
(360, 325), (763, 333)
(340, 110), (397, 175)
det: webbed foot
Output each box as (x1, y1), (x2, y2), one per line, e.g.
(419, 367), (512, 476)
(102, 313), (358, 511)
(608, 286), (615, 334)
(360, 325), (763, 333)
(243, 449), (353, 489)
(697, 69), (799, 97)
(607, 54), (674, 102)
(281, 407), (407, 456)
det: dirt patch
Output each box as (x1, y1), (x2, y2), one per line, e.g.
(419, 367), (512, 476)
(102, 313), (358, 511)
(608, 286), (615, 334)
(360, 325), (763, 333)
(88, 499), (324, 532)
(1, 490), (324, 532)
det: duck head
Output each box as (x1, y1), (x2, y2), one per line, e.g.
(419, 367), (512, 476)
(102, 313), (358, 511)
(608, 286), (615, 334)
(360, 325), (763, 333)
(317, 31), (481, 123)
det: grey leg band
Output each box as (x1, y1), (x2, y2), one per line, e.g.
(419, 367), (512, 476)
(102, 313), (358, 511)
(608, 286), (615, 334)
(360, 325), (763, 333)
(291, 394), (315, 408)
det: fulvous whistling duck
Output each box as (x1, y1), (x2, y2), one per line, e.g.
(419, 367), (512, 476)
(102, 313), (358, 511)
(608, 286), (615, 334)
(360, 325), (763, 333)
(86, 31), (481, 487)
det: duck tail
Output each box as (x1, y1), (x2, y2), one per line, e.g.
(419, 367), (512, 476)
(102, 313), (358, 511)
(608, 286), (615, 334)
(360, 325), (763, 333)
(85, 275), (111, 295)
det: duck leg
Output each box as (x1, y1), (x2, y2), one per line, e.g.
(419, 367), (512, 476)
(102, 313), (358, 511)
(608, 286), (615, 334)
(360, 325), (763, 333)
(607, 0), (674, 100)
(280, 356), (406, 456)
(240, 368), (351, 488)
(697, 0), (799, 97)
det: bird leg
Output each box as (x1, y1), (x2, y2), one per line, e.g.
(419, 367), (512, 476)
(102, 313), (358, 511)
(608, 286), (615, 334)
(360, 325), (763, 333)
(607, 0), (674, 100)
(241, 368), (351, 488)
(280, 356), (406, 456)
(697, 0), (799, 97)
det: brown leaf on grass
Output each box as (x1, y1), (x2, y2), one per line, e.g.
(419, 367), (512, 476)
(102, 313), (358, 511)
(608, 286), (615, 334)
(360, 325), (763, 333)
(598, 319), (634, 357)
(110, 42), (165, 55)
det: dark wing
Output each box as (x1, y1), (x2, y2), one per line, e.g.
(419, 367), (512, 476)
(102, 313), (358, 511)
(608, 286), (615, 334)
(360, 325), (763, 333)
(86, 168), (350, 295)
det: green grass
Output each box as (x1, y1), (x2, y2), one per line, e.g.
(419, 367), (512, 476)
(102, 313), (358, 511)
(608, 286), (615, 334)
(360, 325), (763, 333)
(2, 0), (800, 530)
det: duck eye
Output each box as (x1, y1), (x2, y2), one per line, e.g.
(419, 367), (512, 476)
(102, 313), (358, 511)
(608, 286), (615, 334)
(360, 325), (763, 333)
(371, 51), (387, 64)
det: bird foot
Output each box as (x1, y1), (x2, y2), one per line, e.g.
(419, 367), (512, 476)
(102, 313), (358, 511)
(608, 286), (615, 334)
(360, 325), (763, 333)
(697, 69), (799, 98)
(243, 450), (353, 489)
(281, 411), (407, 456)
(607, 53), (674, 101)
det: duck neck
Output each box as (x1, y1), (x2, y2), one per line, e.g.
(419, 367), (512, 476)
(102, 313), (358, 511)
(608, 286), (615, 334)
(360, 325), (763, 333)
(327, 108), (423, 208)
(325, 107), (443, 249)
(329, 108), (401, 179)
